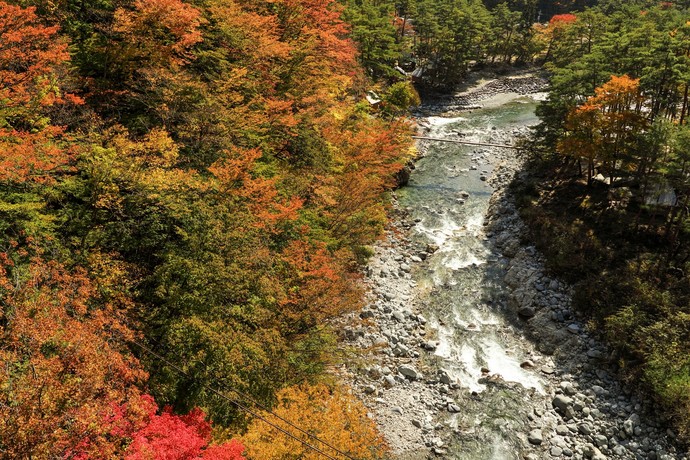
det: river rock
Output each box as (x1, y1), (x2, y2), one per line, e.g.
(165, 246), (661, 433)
(398, 365), (420, 380)
(587, 349), (604, 359)
(553, 395), (573, 413)
(438, 370), (452, 385)
(518, 306), (536, 318)
(447, 403), (461, 413)
(578, 423), (593, 435)
(560, 381), (577, 396)
(594, 434), (608, 448)
(591, 385), (606, 396)
(527, 429), (543, 445)
(396, 166), (412, 186)
(363, 385), (377, 395)
(423, 340), (437, 351)
(624, 419), (635, 436)
(360, 309), (375, 319)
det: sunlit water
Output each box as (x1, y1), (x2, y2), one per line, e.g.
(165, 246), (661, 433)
(398, 96), (542, 458)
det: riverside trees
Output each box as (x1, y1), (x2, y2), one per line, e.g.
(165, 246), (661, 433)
(526, 0), (690, 440)
(342, 0), (561, 87)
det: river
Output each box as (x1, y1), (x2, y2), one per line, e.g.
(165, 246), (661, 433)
(402, 92), (543, 458)
(339, 73), (687, 460)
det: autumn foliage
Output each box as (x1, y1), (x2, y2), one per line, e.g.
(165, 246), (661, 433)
(242, 384), (386, 460)
(558, 75), (647, 183)
(0, 0), (409, 456)
(122, 399), (246, 460)
(0, 1), (81, 183)
(0, 250), (147, 458)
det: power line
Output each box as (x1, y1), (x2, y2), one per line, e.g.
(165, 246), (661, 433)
(135, 333), (359, 460)
(412, 135), (522, 149)
(128, 339), (351, 460)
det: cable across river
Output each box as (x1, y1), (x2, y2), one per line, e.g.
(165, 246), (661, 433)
(412, 135), (522, 150)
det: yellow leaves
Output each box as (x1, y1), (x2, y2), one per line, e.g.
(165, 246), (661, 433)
(110, 127), (180, 168)
(88, 126), (207, 216)
(242, 384), (386, 460)
(207, 0), (291, 62)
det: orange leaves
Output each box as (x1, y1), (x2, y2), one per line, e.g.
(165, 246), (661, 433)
(559, 74), (649, 181)
(0, 253), (147, 459)
(0, 2), (70, 107)
(260, 0), (358, 104)
(278, 240), (362, 332)
(563, 74), (644, 136)
(314, 116), (414, 246)
(0, 126), (76, 183)
(207, 0), (291, 63)
(210, 148), (303, 230)
(0, 2), (81, 184)
(591, 74), (643, 109)
(113, 0), (204, 67)
(242, 384), (386, 460)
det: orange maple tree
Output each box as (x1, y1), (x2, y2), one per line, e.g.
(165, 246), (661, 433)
(559, 75), (648, 183)
(0, 1), (82, 183)
(0, 249), (147, 458)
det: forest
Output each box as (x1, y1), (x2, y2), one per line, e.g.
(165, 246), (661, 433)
(2, 0), (690, 458)
(517, 0), (690, 442)
(0, 0), (411, 457)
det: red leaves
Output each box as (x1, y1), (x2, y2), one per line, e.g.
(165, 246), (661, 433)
(0, 253), (147, 459)
(549, 14), (577, 26)
(125, 405), (245, 460)
(0, 247), (246, 459)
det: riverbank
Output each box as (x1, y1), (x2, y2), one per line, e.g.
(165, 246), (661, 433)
(334, 71), (688, 460)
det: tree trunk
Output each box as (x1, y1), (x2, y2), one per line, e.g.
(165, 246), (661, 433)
(680, 84), (689, 125)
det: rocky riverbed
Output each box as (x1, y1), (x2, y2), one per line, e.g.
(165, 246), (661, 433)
(335, 72), (689, 460)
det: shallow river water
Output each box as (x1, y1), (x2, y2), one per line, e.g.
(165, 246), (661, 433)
(398, 94), (543, 458)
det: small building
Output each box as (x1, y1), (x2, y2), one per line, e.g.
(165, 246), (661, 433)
(365, 90), (382, 108)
